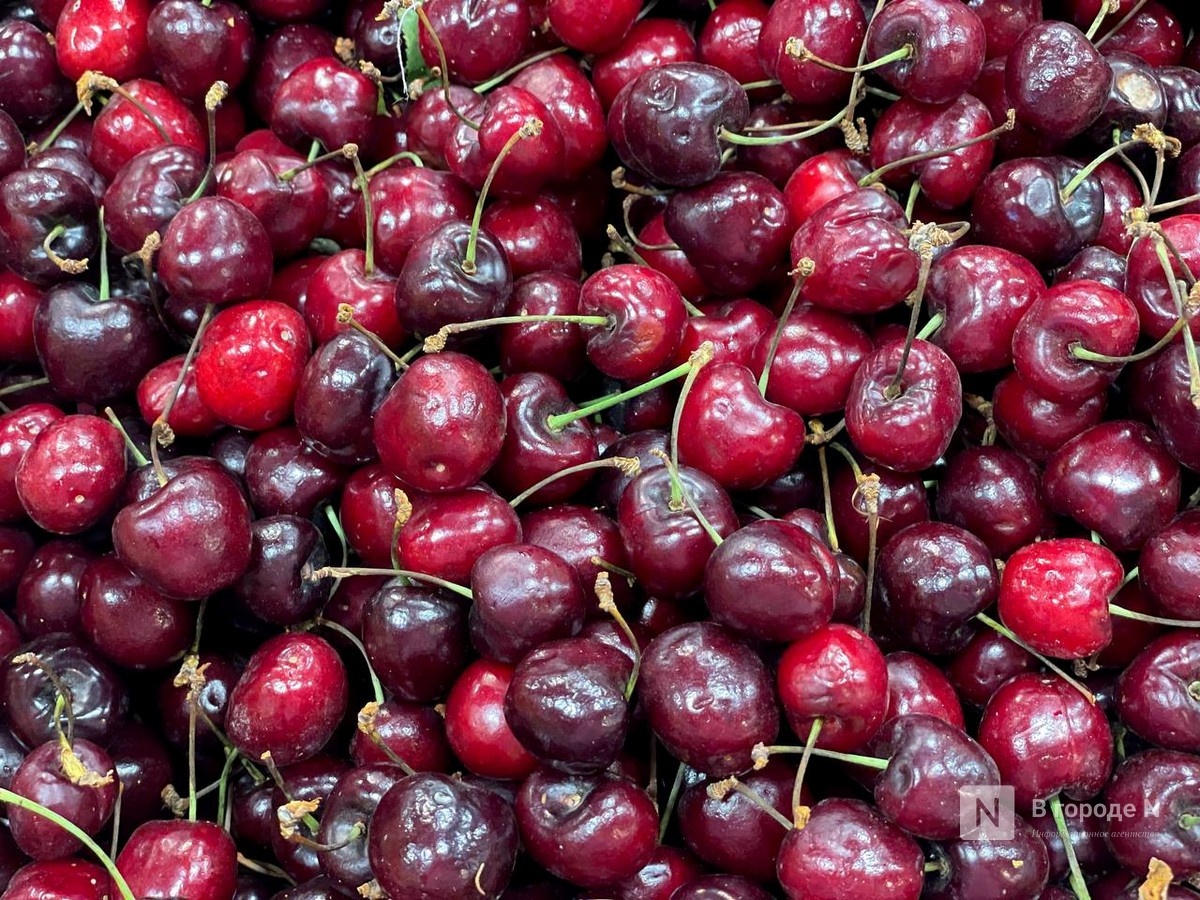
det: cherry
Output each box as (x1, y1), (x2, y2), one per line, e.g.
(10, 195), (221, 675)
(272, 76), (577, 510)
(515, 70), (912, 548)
(1090, 50), (1167, 146)
(248, 23), (333, 123)
(0, 404), (63, 523)
(313, 763), (403, 893)
(370, 772), (519, 897)
(925, 813), (1051, 899)
(4, 860), (110, 900)
(349, 698), (452, 772)
(776, 798), (924, 900)
(609, 62), (749, 188)
(0, 167), (98, 287)
(232, 515), (329, 625)
(215, 148), (328, 260)
(1144, 340), (1200, 472)
(546, 0), (639, 54)
(0, 271), (41, 364)
(225, 631), (348, 766)
(194, 300), (311, 431)
(758, 0), (867, 106)
(116, 819), (238, 900)
(830, 461), (930, 565)
(1116, 632), (1200, 752)
(516, 767), (657, 888)
(640, 621), (778, 775)
(1140, 510), (1200, 618)
(480, 196), (582, 281)
(845, 336), (963, 473)
(946, 628), (1037, 709)
(497, 273), (589, 382)
(674, 875), (775, 899)
(868, 0), (987, 104)
(339, 464), (406, 567)
(367, 166), (473, 277)
(592, 18), (700, 111)
(1043, 420), (1181, 552)
(507, 56), (605, 185)
(522, 503), (637, 611)
(445, 657), (537, 780)
(270, 57), (377, 153)
(578, 263), (687, 381)
(977, 672), (1114, 811)
(78, 556), (191, 669)
(606, 846), (705, 900)
(1125, 214), (1200, 340)
(87, 78), (205, 182)
(1104, 1), (1185, 67)
(1007, 21), (1112, 138)
(505, 636), (632, 774)
(885, 651), (964, 728)
(992, 370), (1108, 463)
(964, 0), (1042, 59)
(54, 0), (152, 83)
(699, 0), (770, 90)
(362, 580), (470, 703)
(1161, 66), (1200, 147)
(158, 197), (274, 309)
(156, 651), (237, 757)
(102, 144), (204, 255)
(1105, 750), (1200, 879)
(373, 351), (505, 493)
(146, 0), (254, 101)
(395, 486), (521, 584)
(1011, 278), (1140, 403)
(14, 539), (93, 637)
(1055, 244), (1128, 290)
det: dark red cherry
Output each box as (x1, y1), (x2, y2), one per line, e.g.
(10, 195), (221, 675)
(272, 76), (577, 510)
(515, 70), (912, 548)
(215, 148), (327, 260)
(497, 273), (588, 382)
(964, 0), (1041, 59)
(978, 672), (1114, 810)
(0, 270), (41, 364)
(339, 465), (405, 567)
(885, 651), (964, 728)
(248, 23), (334, 122)
(992, 370), (1108, 463)
(609, 62), (749, 188)
(146, 0), (254, 101)
(516, 767), (657, 888)
(523, 503), (637, 611)
(1140, 510), (1200, 619)
(446, 658), (537, 780)
(54, 0), (152, 83)
(592, 18), (699, 111)
(1160, 65), (1200, 147)
(0, 21), (71, 128)
(78, 556), (191, 669)
(417, 0), (530, 84)
(14, 539), (92, 638)
(396, 487), (521, 584)
(350, 698), (452, 771)
(158, 197), (274, 308)
(758, 0), (866, 106)
(546, 0), (639, 54)
(578, 263), (687, 382)
(868, 0), (987, 104)
(1105, 750), (1200, 880)
(946, 628), (1038, 709)
(373, 352), (505, 493)
(102, 145), (204, 255)
(270, 57), (377, 153)
(510, 54), (607, 182)
(0, 404), (62, 524)
(316, 763), (405, 893)
(1145, 340), (1200, 472)
(1117, 632), (1200, 752)
(116, 819), (237, 900)
(0, 167), (97, 287)
(640, 621), (779, 776)
(1125, 214), (1200, 340)
(699, 0), (770, 89)
(369, 166), (473, 276)
(924, 813), (1050, 900)
(370, 772), (519, 898)
(225, 632), (348, 766)
(232, 515), (329, 626)
(480, 196), (581, 281)
(1007, 21), (1113, 137)
(830, 462), (930, 565)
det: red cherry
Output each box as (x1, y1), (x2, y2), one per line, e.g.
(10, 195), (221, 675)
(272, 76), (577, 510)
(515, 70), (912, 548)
(444, 658), (537, 780)
(55, 0), (153, 83)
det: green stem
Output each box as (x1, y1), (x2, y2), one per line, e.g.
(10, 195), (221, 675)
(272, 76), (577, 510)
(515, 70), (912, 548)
(472, 46), (569, 93)
(311, 565), (473, 601)
(883, 250), (935, 401)
(1109, 605), (1200, 627)
(348, 150), (376, 276)
(365, 151), (426, 178)
(859, 110), (1015, 189)
(424, 313), (610, 352)
(658, 762), (686, 842)
(546, 359), (696, 432)
(1060, 131), (1136, 203)
(317, 618), (385, 704)
(758, 265), (809, 396)
(102, 407), (150, 468)
(509, 457), (638, 508)
(787, 38), (913, 74)
(671, 343), (716, 471)
(414, 3), (480, 130)
(792, 718), (822, 825)
(718, 103), (852, 146)
(975, 612), (1096, 703)
(462, 121), (537, 276)
(1049, 793), (1093, 900)
(34, 102), (84, 155)
(652, 449), (725, 546)
(1070, 310), (1190, 363)
(0, 788), (137, 900)
(759, 744), (888, 770)
(0, 377), (50, 398)
(97, 207), (109, 301)
(1155, 239), (1200, 408)
(1095, 0), (1151, 45)
(916, 309), (945, 342)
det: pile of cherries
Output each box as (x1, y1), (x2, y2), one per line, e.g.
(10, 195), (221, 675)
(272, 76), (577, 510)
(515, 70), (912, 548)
(6, 0), (1200, 896)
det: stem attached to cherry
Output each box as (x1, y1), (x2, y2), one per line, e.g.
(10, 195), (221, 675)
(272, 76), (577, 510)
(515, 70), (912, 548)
(545, 355), (699, 433)
(1152, 236), (1200, 409)
(792, 718), (822, 828)
(758, 259), (814, 397)
(508, 457), (640, 509)
(1048, 792), (1094, 900)
(670, 341), (716, 473)
(462, 118), (542, 276)
(41, 223), (89, 275)
(975, 612), (1096, 703)
(423, 313), (610, 353)
(785, 38), (913, 75)
(308, 564), (474, 601)
(858, 110), (1016, 189)
(595, 572), (641, 700)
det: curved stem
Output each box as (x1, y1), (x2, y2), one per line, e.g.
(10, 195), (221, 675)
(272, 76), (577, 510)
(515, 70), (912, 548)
(508, 457), (639, 508)
(34, 101), (84, 155)
(975, 612), (1096, 703)
(1095, 0), (1150, 45)
(41, 223), (89, 275)
(1070, 310), (1187, 364)
(545, 357), (696, 432)
(671, 342), (716, 472)
(718, 103), (852, 146)
(423, 314), (609, 353)
(858, 110), (1015, 188)
(1060, 130), (1136, 203)
(310, 564), (473, 600)
(1085, 0), (1118, 40)
(101, 407), (150, 469)
(759, 261), (812, 396)
(462, 119), (540, 275)
(335, 305), (406, 369)
(651, 449), (725, 546)
(1049, 793), (1093, 900)
(472, 46), (569, 93)
(1154, 238), (1200, 408)
(595, 572), (641, 700)
(785, 38), (912, 74)
(0, 376), (49, 398)
(317, 618), (385, 704)
(412, 3), (480, 130)
(756, 743), (887, 770)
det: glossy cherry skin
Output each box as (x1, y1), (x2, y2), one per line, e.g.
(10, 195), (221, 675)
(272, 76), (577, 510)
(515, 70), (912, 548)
(934, 445), (1053, 559)
(677, 362), (806, 491)
(469, 543), (586, 664)
(396, 487), (521, 585)
(115, 819), (237, 900)
(868, 0), (986, 104)
(978, 672), (1114, 811)
(640, 622), (778, 776)
(0, 270), (40, 364)
(14, 539), (93, 638)
(1117, 633), (1200, 752)
(516, 767), (657, 888)
(1103, 750), (1200, 879)
(362, 581), (469, 703)
(1007, 21), (1112, 137)
(608, 62), (749, 188)
(374, 352), (505, 493)
(885, 651), (964, 728)
(77, 556), (191, 669)
(194, 301), (311, 432)
(603, 846), (705, 900)
(8, 738), (117, 860)
(618, 465), (739, 601)
(504, 636), (632, 773)
(88, 79), (204, 182)
(339, 464), (406, 567)
(946, 628), (1037, 710)
(578, 264), (687, 382)
(510, 55), (607, 182)
(0, 404), (63, 524)
(924, 245), (1043, 373)
(704, 519), (836, 641)
(664, 172), (792, 296)
(830, 462), (930, 566)
(592, 18), (699, 110)
(15, 414), (125, 536)
(522, 504), (636, 611)
(315, 762), (405, 892)
(225, 632), (348, 766)
(1144, 340), (1200, 472)
(349, 697), (452, 772)
(270, 56), (377, 152)
(146, 0), (254, 99)
(370, 772), (519, 898)
(232, 515), (329, 625)
(54, 0), (152, 82)
(215, 148), (327, 260)
(367, 167), (473, 277)
(0, 21), (71, 128)
(992, 370), (1108, 463)
(158, 197), (274, 308)
(445, 658), (537, 780)
(1011, 279), (1139, 403)
(1140, 510), (1200, 618)
(925, 813), (1050, 900)
(698, 0), (769, 87)
(498, 273), (588, 382)
(102, 145), (204, 255)
(845, 337), (962, 473)
(4, 860), (110, 900)
(1043, 420), (1180, 552)
(872, 713), (1001, 840)
(0, 167), (98, 287)
(794, 188), (919, 316)
(1125, 214), (1200, 340)
(970, 157), (1104, 269)
(1161, 65), (1200, 147)
(778, 623), (888, 752)
(759, 0), (866, 106)
(998, 537), (1124, 660)
(776, 798), (924, 900)
(877, 522), (997, 655)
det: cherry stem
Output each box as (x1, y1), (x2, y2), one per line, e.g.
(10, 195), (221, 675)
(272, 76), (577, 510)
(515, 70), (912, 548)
(916, 309), (945, 342)
(101, 407), (150, 469)
(718, 102), (853, 146)
(825, 439), (864, 481)
(309, 564), (474, 600)
(286, 822), (366, 853)
(1060, 130), (1140, 203)
(785, 37), (913, 74)
(97, 207), (109, 301)
(278, 144), (358, 182)
(463, 118), (541, 276)
(883, 247), (936, 401)
(155, 303), (215, 457)
(237, 854), (295, 885)
(975, 612), (1096, 703)
(658, 761), (686, 842)
(671, 342), (717, 471)
(925, 859), (948, 875)
(815, 437), (840, 552)
(358, 704), (418, 776)
(79, 72), (171, 144)
(860, 474), (881, 636)
(651, 448), (725, 546)
(0, 788), (137, 900)
(472, 46), (569, 94)
(792, 718), (822, 827)
(0, 377), (49, 398)
(41, 223), (89, 275)
(1154, 238), (1200, 409)
(1109, 604), (1200, 627)
(34, 101), (85, 155)
(1071, 313), (1189, 364)
(708, 776), (794, 831)
(13, 654), (76, 742)
(606, 223), (652, 266)
(546, 356), (697, 432)
(754, 743), (888, 771)
(423, 313), (610, 353)
(859, 110), (1016, 189)
(365, 151), (425, 178)
(346, 148), (378, 276)
(759, 260), (814, 396)
(591, 555), (638, 584)
(334, 305), (407, 369)
(595, 572), (641, 700)
(509, 457), (640, 508)
(316, 619), (385, 705)
(109, 783), (124, 856)
(187, 81), (227, 203)
(1049, 793), (1094, 900)
(740, 78), (782, 90)
(408, 2), (480, 129)
(904, 181), (921, 221)
(323, 505), (350, 569)
(1085, 0), (1119, 40)
(1095, 0), (1150, 45)
(620, 198), (679, 252)
(1146, 190), (1200, 215)
(743, 118), (829, 134)
(1179, 812), (1200, 829)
